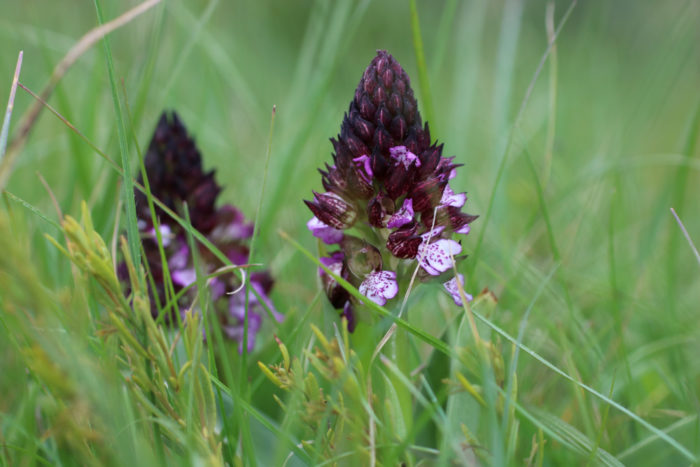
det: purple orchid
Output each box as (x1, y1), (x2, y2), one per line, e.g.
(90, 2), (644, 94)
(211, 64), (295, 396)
(304, 51), (477, 330)
(443, 274), (473, 306)
(124, 111), (282, 352)
(307, 216), (344, 244)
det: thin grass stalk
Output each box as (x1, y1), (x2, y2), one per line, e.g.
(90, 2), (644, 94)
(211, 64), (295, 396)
(0, 0), (161, 190)
(0, 51), (23, 161)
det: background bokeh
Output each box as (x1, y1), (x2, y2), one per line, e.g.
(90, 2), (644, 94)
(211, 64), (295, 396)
(1, 0), (699, 464)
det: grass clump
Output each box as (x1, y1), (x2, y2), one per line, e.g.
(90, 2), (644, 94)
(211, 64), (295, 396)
(1, 1), (700, 465)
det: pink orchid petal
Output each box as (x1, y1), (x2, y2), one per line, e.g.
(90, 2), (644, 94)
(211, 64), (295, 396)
(359, 270), (398, 306)
(387, 198), (414, 229)
(389, 145), (421, 169)
(169, 242), (189, 270)
(417, 239), (462, 275)
(172, 268), (197, 287)
(307, 216), (344, 244)
(352, 154), (373, 184)
(420, 225), (445, 241)
(443, 274), (473, 306)
(455, 224), (471, 235)
(440, 185), (467, 208)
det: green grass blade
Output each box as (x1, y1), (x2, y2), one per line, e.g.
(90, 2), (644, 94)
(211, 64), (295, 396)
(469, 307), (698, 462)
(471, 0), (578, 267)
(209, 375), (313, 465)
(3, 190), (61, 231)
(93, 0), (142, 272)
(408, 0), (435, 129)
(0, 51), (22, 162)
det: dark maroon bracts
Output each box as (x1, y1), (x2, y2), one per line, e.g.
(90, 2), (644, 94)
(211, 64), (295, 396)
(305, 51), (477, 330)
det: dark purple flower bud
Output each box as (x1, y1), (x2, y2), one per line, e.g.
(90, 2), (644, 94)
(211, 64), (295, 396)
(417, 143), (443, 178)
(410, 177), (447, 212)
(384, 147), (421, 199)
(340, 301), (356, 333)
(367, 192), (394, 228)
(135, 112), (221, 235)
(304, 192), (357, 230)
(319, 252), (350, 308)
(421, 205), (479, 234)
(386, 221), (422, 259)
(447, 207), (479, 234)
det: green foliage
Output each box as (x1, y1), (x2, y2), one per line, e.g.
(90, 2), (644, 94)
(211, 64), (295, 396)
(1, 0), (700, 466)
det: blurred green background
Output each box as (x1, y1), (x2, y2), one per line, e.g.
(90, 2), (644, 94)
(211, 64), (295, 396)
(1, 0), (699, 464)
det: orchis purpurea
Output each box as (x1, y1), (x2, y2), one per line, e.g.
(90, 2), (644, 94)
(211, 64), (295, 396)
(125, 111), (282, 352)
(305, 50), (477, 331)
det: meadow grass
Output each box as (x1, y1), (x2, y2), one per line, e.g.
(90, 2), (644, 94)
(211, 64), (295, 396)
(1, 0), (699, 465)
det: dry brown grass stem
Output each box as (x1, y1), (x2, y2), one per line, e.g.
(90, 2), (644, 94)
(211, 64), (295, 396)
(0, 0), (161, 190)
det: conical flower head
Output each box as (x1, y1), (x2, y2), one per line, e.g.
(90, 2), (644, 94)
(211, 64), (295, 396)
(125, 111), (282, 352)
(306, 51), (477, 330)
(135, 112), (221, 234)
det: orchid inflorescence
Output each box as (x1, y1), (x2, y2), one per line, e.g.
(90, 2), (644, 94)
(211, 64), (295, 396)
(305, 50), (477, 331)
(128, 111), (282, 352)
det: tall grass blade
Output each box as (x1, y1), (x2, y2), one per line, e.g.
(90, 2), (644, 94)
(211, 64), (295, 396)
(408, 0), (435, 129)
(93, 0), (142, 272)
(0, 51), (22, 162)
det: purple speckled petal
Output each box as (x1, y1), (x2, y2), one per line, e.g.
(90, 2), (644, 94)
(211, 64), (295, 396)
(443, 274), (473, 306)
(420, 226), (445, 241)
(416, 239), (462, 276)
(307, 216), (344, 244)
(440, 185), (466, 208)
(359, 270), (398, 306)
(389, 146), (421, 169)
(387, 198), (414, 229)
(352, 154), (373, 184)
(455, 224), (471, 235)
